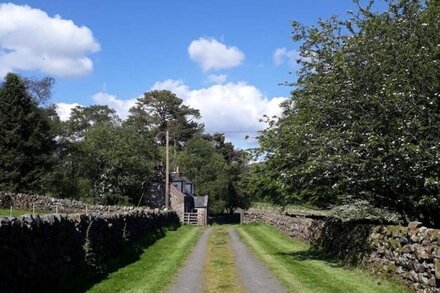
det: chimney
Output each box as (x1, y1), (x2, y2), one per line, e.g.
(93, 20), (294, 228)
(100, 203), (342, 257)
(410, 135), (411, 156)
(171, 166), (181, 176)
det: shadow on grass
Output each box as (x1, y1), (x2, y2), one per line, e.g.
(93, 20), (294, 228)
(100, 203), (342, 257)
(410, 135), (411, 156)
(276, 249), (342, 268)
(53, 228), (168, 293)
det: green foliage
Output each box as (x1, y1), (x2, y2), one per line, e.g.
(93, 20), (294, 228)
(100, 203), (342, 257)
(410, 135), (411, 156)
(256, 0), (440, 225)
(129, 90), (203, 145)
(80, 122), (158, 204)
(177, 137), (230, 213)
(177, 136), (250, 214)
(243, 161), (289, 205)
(43, 103), (159, 204)
(67, 105), (120, 138)
(0, 73), (55, 193)
(204, 133), (251, 213)
(22, 76), (55, 105)
(328, 200), (402, 224)
(48, 119), (158, 204)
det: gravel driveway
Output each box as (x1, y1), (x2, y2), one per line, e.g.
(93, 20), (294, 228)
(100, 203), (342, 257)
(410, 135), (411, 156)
(168, 227), (212, 293)
(168, 225), (285, 293)
(228, 227), (286, 293)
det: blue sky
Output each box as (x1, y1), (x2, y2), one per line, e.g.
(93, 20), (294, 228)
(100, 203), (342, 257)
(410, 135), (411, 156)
(0, 0), (386, 148)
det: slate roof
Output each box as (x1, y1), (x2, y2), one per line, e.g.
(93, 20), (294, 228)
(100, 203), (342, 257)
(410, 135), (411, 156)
(171, 172), (207, 208)
(171, 173), (192, 184)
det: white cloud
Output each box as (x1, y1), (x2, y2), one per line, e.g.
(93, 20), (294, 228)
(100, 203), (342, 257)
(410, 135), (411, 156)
(84, 80), (285, 148)
(207, 74), (227, 84)
(55, 92), (136, 122)
(273, 48), (299, 67)
(188, 38), (244, 71)
(0, 3), (100, 77)
(152, 79), (286, 148)
(151, 79), (191, 100)
(55, 102), (81, 121)
(92, 92), (137, 119)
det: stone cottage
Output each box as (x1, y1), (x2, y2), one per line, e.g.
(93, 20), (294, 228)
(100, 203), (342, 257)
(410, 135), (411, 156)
(169, 170), (208, 226)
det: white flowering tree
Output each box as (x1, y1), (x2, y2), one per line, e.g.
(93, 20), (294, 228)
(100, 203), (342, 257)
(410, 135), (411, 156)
(255, 0), (440, 225)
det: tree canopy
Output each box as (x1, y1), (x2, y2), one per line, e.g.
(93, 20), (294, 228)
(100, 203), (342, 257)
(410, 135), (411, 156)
(129, 90), (203, 145)
(177, 135), (250, 214)
(0, 73), (55, 192)
(79, 122), (158, 204)
(67, 105), (120, 138)
(254, 0), (440, 225)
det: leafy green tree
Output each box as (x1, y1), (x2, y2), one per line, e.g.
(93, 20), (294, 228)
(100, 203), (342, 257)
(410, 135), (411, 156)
(48, 118), (158, 204)
(22, 76), (55, 105)
(242, 161), (285, 204)
(177, 136), (250, 214)
(177, 137), (229, 213)
(0, 73), (55, 192)
(129, 90), (203, 145)
(257, 0), (440, 225)
(204, 133), (241, 163)
(204, 133), (251, 213)
(67, 105), (120, 138)
(79, 121), (158, 204)
(45, 105), (121, 199)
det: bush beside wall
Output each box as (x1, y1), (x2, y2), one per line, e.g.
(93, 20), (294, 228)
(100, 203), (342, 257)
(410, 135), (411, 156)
(244, 210), (440, 292)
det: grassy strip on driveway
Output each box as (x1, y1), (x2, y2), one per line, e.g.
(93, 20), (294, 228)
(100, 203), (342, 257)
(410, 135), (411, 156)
(235, 224), (408, 293)
(87, 225), (202, 293)
(204, 226), (244, 293)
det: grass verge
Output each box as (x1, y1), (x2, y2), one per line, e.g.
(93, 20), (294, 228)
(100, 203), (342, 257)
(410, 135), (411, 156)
(87, 225), (201, 293)
(0, 208), (32, 216)
(235, 224), (409, 293)
(204, 226), (244, 293)
(59, 225), (201, 293)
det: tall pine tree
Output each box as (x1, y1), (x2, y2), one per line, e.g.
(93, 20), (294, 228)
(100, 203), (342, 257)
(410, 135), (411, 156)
(0, 73), (54, 192)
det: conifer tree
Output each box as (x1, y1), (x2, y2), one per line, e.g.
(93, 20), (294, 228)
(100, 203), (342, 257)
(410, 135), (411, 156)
(0, 73), (55, 192)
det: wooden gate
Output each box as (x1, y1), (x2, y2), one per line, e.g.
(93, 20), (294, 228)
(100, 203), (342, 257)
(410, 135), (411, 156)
(183, 212), (198, 225)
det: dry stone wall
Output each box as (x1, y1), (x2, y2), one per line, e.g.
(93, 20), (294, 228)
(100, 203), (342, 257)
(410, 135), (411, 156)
(243, 209), (325, 243)
(244, 210), (440, 292)
(0, 191), (150, 215)
(0, 209), (179, 292)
